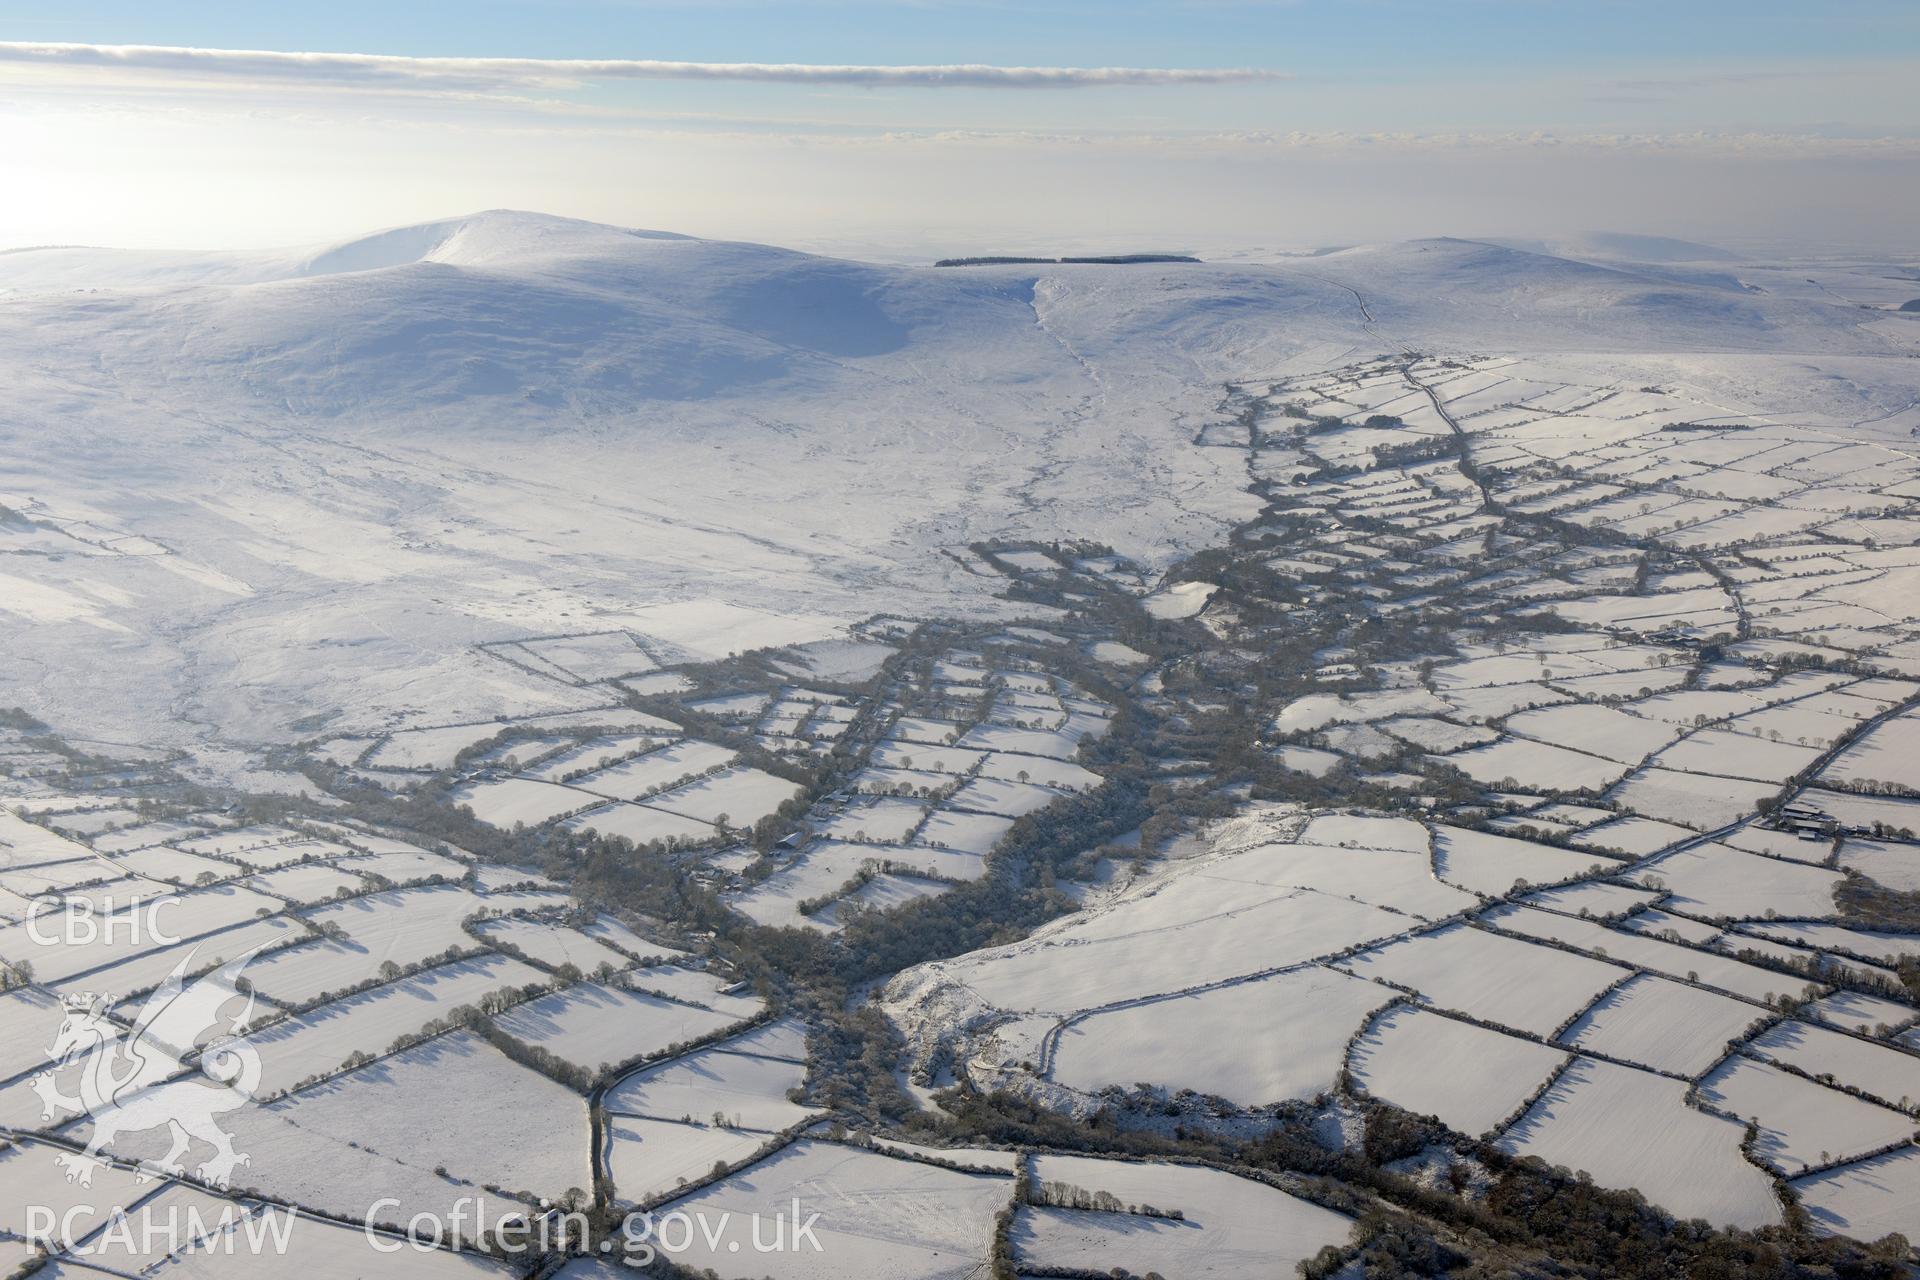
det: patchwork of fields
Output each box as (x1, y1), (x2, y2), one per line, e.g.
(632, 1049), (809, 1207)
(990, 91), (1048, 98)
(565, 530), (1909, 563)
(884, 355), (1920, 1252)
(6, 343), (1920, 1275)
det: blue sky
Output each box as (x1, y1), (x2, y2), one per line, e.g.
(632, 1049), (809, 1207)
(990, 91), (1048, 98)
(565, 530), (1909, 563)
(5, 1), (1915, 71)
(1, 2), (1916, 252)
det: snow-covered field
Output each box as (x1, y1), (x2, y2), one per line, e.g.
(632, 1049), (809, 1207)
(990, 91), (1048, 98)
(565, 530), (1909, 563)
(604, 1116), (773, 1208)
(600, 1023), (820, 1205)
(95, 1030), (589, 1224)
(884, 829), (1414, 1020)
(1050, 964), (1390, 1106)
(1350, 1005), (1566, 1136)
(604, 1041), (816, 1133)
(651, 1140), (1013, 1279)
(1561, 974), (1760, 1075)
(473, 915), (633, 974)
(1431, 825), (1618, 895)
(493, 981), (744, 1073)
(250, 954), (547, 1095)
(1795, 1148), (1920, 1242)
(1013, 1153), (1351, 1278)
(1697, 1056), (1915, 1175)
(1631, 841), (1846, 919)
(1497, 1058), (1781, 1229)
(1340, 924), (1622, 1037)
(1749, 1020), (1920, 1108)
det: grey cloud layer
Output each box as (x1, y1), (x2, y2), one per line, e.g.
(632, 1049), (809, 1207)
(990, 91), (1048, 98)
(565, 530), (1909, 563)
(0, 41), (1277, 90)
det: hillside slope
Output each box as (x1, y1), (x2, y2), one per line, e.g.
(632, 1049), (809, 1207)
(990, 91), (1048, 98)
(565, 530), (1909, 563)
(0, 213), (1909, 776)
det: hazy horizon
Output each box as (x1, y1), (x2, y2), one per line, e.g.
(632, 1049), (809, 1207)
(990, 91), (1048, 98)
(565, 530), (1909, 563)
(2, 0), (1917, 256)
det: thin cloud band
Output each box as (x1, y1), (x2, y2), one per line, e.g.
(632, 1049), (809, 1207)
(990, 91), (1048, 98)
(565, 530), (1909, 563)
(0, 41), (1281, 90)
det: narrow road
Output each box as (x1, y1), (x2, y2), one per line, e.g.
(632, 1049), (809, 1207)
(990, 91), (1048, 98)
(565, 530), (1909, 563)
(1300, 273), (1412, 356)
(1402, 362), (1495, 510)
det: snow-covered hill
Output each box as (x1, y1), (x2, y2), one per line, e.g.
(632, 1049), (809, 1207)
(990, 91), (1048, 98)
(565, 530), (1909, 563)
(1486, 231), (1745, 265)
(0, 212), (1912, 779)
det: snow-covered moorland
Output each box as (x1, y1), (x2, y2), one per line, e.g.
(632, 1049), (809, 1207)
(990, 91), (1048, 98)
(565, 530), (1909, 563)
(5, 213), (1920, 1276)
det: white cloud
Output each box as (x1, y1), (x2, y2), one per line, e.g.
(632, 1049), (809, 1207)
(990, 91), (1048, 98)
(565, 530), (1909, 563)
(0, 41), (1279, 91)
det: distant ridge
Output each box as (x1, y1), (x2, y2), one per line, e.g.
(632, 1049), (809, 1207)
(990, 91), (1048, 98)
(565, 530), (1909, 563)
(934, 253), (1200, 267)
(1484, 231), (1743, 264)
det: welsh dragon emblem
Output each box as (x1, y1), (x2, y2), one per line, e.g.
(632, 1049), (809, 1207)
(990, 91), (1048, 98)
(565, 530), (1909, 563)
(31, 948), (263, 1188)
